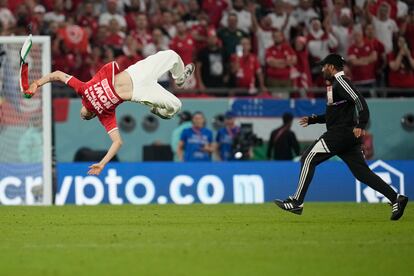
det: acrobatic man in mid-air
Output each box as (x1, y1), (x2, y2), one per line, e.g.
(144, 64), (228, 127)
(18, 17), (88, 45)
(20, 37), (194, 176)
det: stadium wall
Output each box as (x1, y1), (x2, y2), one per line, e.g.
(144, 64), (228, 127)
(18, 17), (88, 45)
(54, 98), (414, 162)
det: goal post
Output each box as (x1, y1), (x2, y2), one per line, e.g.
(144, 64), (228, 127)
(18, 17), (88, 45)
(0, 36), (52, 205)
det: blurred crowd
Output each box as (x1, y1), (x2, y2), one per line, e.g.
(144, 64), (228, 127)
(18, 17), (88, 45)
(1, 0), (414, 97)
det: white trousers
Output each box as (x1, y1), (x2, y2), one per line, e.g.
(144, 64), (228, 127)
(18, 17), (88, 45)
(125, 50), (184, 117)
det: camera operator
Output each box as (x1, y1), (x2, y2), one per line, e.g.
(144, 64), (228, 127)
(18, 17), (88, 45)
(215, 111), (240, 161)
(232, 123), (262, 161)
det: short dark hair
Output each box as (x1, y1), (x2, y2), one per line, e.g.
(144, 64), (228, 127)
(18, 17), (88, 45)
(319, 53), (345, 71)
(192, 111), (204, 119)
(282, 112), (293, 125)
(178, 111), (192, 123)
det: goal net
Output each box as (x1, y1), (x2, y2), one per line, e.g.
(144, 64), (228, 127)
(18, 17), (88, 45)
(0, 36), (52, 205)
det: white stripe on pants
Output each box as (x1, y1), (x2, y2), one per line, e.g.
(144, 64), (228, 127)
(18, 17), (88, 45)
(293, 138), (331, 201)
(125, 50), (184, 117)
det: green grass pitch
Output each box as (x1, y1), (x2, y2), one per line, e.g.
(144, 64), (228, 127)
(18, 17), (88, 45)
(0, 203), (413, 276)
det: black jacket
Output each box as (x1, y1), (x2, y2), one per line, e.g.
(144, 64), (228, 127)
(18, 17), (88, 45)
(267, 125), (300, 160)
(308, 71), (369, 131)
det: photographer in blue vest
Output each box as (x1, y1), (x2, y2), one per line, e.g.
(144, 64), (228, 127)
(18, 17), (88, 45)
(177, 111), (214, 161)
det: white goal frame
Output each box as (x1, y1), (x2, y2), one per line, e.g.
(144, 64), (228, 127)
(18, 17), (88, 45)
(0, 36), (52, 205)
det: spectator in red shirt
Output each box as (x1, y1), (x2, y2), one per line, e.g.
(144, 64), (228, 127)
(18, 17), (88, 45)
(292, 36), (312, 92)
(83, 45), (105, 80)
(116, 35), (143, 71)
(229, 37), (266, 94)
(77, 1), (99, 35)
(202, 0), (228, 28)
(400, 8), (414, 50)
(191, 12), (210, 53)
(364, 23), (386, 86)
(130, 13), (152, 52)
(347, 31), (378, 89)
(93, 26), (109, 48)
(124, 0), (142, 31)
(105, 18), (126, 53)
(265, 29), (297, 96)
(387, 35), (414, 90)
(30, 5), (47, 35)
(170, 21), (195, 65)
(57, 17), (90, 55)
(52, 38), (80, 77)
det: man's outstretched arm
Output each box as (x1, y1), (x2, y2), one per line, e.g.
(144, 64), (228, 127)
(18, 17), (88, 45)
(299, 114), (326, 127)
(28, 71), (83, 95)
(88, 129), (123, 175)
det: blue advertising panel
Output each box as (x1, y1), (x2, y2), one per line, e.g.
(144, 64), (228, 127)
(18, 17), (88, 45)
(0, 163), (43, 205)
(55, 160), (414, 205)
(230, 99), (326, 117)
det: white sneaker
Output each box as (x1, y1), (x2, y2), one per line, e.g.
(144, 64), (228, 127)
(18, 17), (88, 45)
(175, 63), (195, 88)
(150, 107), (173, 120)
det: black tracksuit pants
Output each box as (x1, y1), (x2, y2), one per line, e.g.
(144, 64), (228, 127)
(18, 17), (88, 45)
(293, 130), (398, 204)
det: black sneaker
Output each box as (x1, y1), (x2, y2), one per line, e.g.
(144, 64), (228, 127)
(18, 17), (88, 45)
(274, 196), (303, 215)
(390, 195), (408, 221)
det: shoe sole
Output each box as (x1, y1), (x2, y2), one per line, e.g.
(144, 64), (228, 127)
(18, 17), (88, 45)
(391, 196), (408, 221)
(150, 107), (173, 120)
(176, 63), (195, 87)
(273, 200), (303, 215)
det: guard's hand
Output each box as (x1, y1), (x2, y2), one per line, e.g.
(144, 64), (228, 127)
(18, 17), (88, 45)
(299, 117), (309, 127)
(88, 163), (104, 175)
(353, 128), (366, 138)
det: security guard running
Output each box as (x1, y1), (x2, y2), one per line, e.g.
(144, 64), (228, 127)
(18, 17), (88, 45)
(274, 54), (408, 221)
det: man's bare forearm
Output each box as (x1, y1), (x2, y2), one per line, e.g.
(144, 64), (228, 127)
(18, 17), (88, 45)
(99, 140), (122, 166)
(37, 71), (71, 87)
(99, 130), (123, 166)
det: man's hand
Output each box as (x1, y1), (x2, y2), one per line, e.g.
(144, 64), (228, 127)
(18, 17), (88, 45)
(88, 163), (104, 175)
(353, 128), (366, 138)
(26, 81), (39, 96)
(299, 117), (309, 127)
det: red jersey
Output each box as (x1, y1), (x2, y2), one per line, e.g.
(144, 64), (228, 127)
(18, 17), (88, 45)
(403, 23), (414, 50)
(367, 38), (385, 69)
(293, 48), (312, 88)
(387, 52), (414, 88)
(169, 35), (195, 65)
(348, 41), (376, 83)
(131, 30), (153, 48)
(202, 0), (228, 27)
(67, 62), (123, 133)
(231, 53), (261, 88)
(105, 32), (125, 49)
(78, 15), (99, 34)
(265, 43), (296, 80)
